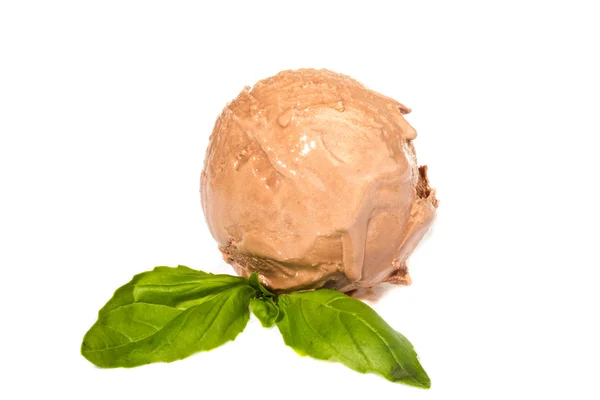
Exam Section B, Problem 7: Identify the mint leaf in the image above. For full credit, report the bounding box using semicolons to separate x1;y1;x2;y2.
82;285;254;368
276;289;431;388
81;266;254;368
248;272;275;298
82;265;431;386
250;297;280;327
248;272;280;327
99;265;247;314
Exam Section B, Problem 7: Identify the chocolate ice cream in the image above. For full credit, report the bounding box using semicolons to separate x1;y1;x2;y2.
201;69;437;292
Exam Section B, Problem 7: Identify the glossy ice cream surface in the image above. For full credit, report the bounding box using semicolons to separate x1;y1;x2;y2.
201;69;437;292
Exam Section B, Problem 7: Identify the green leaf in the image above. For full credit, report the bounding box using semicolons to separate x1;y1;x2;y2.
248;272;275;298
82;284;255;368
82;265;255;368
250;297;280;328
276;289;431;388
99;265;248;314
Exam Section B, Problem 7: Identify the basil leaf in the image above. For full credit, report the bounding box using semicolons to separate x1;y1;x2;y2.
99;265;247;314
248;272;275;298
276;289;431;388
82;285;254;368
250;297;280;328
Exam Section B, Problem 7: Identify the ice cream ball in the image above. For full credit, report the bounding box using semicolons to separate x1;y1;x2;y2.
201;69;438;292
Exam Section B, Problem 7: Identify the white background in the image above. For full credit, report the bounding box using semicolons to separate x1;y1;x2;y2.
1;1;599;399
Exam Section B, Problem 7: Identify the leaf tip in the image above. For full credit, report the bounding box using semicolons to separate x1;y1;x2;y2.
414;372;432;389
391;365;431;389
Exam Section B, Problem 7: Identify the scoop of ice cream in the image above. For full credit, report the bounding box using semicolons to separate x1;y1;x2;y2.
201;69;438;292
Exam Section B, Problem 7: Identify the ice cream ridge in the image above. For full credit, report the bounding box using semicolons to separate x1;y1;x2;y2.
201;69;438;293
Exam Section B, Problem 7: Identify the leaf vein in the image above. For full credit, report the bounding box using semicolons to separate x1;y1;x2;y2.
297;299;342;360
339;314;371;371
102;324;133;342
197;293;229;345
130;319;161;331
149;307;196;357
